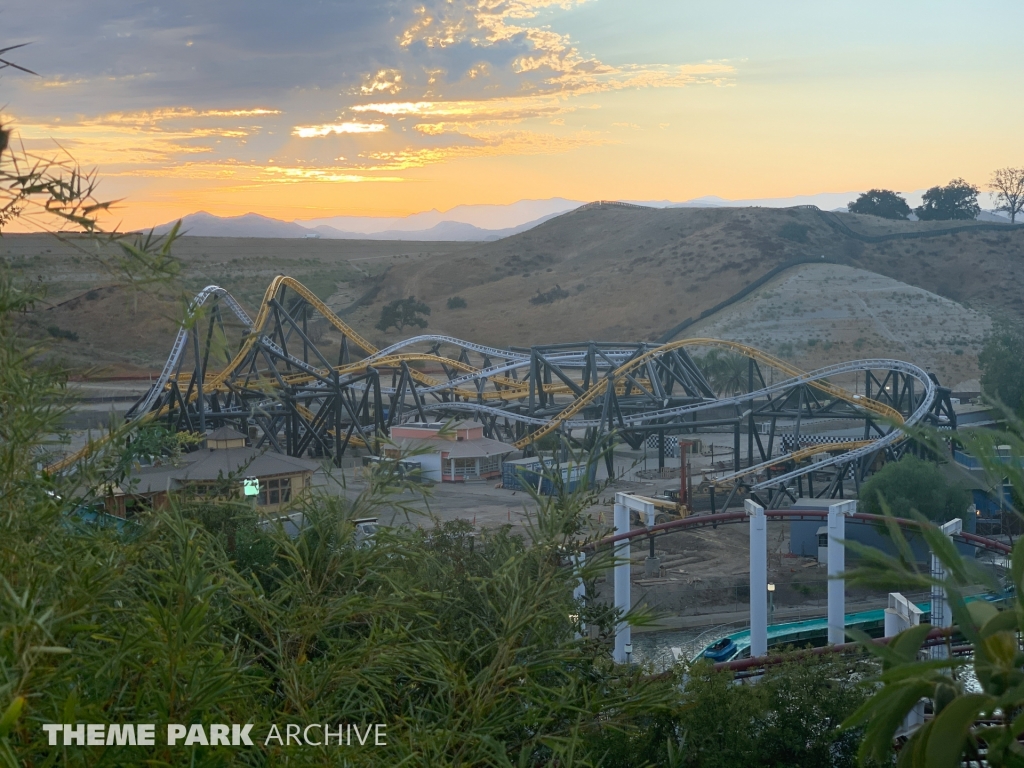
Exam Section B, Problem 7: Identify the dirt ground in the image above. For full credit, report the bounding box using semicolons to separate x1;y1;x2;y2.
685;262;991;386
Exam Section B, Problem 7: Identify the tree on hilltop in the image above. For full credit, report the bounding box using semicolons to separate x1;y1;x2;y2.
914;178;980;221
990;166;1024;224
376;296;431;332
848;189;911;220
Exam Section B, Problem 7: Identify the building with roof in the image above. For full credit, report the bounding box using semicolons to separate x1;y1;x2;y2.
105;427;320;518
386;421;514;482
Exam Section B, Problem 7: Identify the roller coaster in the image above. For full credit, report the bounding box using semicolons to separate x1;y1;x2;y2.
53;276;958;509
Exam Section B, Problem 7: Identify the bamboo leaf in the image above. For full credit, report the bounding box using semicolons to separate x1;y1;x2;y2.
923;693;989;768
0;697;24;737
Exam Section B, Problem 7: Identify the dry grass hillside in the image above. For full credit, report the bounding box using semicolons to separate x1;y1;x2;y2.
361;205;1024;350
683;263;990;387
1;235;469;374
3;205;1022;382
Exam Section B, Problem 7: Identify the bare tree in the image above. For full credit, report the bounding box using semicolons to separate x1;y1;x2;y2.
990;166;1024;224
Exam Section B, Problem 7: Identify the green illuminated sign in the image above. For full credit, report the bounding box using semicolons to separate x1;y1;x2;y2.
242;477;260;497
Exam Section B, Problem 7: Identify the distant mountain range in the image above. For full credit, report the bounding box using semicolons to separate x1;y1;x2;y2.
152;191;1015;241
299;198;582;234
152;210;569;242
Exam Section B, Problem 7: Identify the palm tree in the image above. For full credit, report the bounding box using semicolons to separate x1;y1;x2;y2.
697;349;750;397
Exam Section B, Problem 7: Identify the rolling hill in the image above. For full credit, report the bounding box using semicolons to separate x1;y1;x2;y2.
359;204;1022;341
4;204;1023;384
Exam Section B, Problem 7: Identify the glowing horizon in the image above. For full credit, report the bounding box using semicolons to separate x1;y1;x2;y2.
3;1;1023;231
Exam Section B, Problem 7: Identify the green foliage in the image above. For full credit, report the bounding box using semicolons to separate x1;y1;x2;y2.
841;412;1024;766
778;222;809;242
979;321;1024;416
848;189;911;220
375;295;431;332
685;656;867;768
2;461;683;764
446;295;467;309
914;178;981;221
697;348;749;396
858;454;970;522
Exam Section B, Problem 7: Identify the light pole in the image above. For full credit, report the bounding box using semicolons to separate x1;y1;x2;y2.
767;582;775;626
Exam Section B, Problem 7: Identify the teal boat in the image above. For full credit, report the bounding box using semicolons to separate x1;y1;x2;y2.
698;593;1007;663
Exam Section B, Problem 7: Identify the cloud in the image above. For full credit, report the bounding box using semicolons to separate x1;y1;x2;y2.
293;122;387;138
360;128;610;171
347;61;732;128
77;107;282;126
4;105;281;170
1;0;736;211
89;157;406;184
360;69;404;95
263;167;404;183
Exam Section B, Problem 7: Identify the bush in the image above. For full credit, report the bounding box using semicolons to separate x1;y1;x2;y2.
529;285;570;305
979;322;1024;416
858;454;970;522
375;295;431;332
779;222;809;243
45;325;78;341
595;655;869;768
446;295;467;310
680;656;867;768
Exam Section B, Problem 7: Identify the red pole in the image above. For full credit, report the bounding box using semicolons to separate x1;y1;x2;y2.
678;441;692;509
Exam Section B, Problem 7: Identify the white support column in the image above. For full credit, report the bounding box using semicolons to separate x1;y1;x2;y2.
828;500;857;645
885;592;926;734
930;518;963;660
572;552;586;640
612;500;631;663
747;499;768;658
884;592;923;637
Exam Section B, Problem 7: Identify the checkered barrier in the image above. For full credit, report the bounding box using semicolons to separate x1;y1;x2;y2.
779;435;858;477
779;434;853;451
644;435;679;458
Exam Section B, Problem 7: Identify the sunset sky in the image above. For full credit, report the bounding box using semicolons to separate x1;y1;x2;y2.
3;1;1023;229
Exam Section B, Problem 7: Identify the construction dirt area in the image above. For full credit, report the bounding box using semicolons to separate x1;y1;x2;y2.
315;455;926;636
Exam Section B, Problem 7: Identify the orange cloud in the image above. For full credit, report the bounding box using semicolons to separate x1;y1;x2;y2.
359;69;404;95
363;128;609;170
293;122;387;137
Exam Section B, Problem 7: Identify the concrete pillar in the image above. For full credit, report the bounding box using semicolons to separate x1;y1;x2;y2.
572;552;586;640
747;499;768;658
885;592;926;734
644;556;661;578
930;518;962;660
613;501;631;663
828;500;856;645
884;592;923;637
